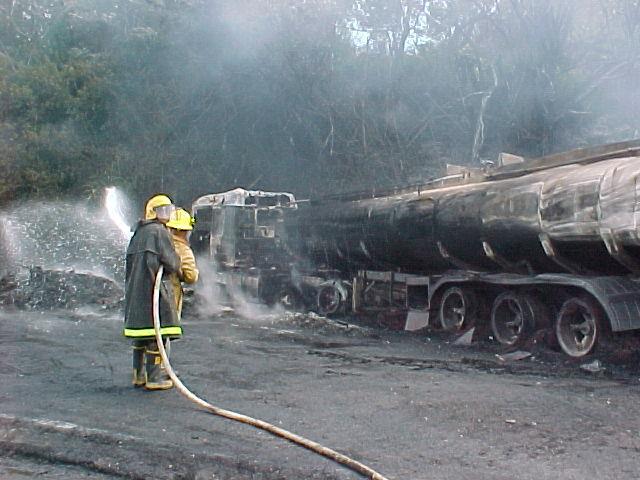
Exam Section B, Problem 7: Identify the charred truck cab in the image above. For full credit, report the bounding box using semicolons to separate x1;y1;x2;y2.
191;188;351;313
191;188;298;305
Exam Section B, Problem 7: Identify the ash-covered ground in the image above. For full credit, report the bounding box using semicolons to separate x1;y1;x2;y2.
2;300;640;480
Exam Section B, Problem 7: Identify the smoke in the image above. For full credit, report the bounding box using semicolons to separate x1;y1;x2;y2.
215;3;281;62
194;259;284;322
227;280;285;322
193;260;226;317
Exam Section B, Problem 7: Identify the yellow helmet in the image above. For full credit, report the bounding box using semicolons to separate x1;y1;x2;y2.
145;194;173;220
167;208;194;231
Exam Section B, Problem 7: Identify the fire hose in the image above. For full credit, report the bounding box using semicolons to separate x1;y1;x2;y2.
152;265;390;480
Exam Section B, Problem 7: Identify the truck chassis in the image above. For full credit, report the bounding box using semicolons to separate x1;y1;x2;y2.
346;268;640;357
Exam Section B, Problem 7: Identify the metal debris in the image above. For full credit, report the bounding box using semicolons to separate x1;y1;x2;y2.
580;359;604;373
453;327;475;346
496;351;532;362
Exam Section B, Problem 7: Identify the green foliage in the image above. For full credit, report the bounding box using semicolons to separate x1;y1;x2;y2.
1;0;639;206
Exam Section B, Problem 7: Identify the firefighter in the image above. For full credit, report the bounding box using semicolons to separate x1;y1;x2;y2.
124;194;181;391
166;208;199;317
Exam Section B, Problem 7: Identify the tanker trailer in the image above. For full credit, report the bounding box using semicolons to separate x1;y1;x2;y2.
285;139;640;357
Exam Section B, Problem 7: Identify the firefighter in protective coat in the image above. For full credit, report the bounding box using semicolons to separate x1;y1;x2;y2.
124;194;181;390
166;208;199;317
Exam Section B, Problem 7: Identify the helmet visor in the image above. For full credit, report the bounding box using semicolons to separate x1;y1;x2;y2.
154;204;175;221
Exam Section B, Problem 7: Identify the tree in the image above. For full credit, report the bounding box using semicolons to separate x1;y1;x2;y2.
2;0;640;205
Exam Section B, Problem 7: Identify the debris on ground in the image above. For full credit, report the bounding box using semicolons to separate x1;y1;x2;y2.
279;312;377;337
454;327;475;346
0;267;123;310
580;359;604;373
496;351;532;362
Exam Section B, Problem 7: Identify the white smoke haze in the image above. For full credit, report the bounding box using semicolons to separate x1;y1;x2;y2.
217;3;280;59
194;260;226;318
194;259;285;323
228;280;285;322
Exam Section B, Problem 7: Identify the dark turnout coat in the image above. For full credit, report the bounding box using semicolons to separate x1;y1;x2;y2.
123;220;182;339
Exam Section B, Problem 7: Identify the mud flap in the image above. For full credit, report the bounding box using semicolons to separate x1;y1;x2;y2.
405;309;429;331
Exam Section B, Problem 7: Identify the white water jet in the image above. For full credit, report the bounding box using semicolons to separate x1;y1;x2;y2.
105;187;133;239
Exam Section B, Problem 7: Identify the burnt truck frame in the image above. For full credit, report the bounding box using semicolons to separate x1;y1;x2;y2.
190;188;332;308
191;188;293;305
192;140;640;358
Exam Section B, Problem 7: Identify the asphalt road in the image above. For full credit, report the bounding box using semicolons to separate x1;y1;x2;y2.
2;305;640;479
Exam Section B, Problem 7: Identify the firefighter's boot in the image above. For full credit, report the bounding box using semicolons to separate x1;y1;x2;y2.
132;346;146;387
144;347;173;391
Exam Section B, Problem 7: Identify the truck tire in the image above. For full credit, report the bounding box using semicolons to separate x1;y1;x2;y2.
490;291;541;347
438;286;477;332
555;296;602;357
316;285;343;316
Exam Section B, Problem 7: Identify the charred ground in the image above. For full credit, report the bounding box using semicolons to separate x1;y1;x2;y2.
2;293;640;480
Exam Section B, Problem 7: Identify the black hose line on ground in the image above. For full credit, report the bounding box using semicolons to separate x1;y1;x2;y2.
152;265;390;480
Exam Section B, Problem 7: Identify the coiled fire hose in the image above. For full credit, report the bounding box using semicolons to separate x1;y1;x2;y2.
152;265;390;480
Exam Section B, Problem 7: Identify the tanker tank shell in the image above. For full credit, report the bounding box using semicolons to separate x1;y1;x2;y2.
287;141;640;278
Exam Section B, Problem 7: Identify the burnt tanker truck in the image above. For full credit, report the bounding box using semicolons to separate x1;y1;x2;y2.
192;139;640;358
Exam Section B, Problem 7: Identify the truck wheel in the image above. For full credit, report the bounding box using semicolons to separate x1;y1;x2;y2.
316;285;342;316
438;286;477;332
490;292;537;346
277;288;304;311
555;297;601;357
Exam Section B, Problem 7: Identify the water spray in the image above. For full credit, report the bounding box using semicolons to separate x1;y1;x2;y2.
152;265;390;480
104;187;132;238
